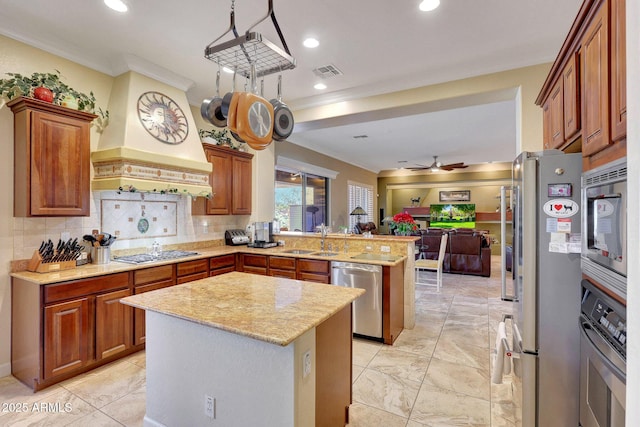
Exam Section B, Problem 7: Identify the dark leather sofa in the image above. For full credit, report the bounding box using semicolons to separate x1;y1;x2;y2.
415;228;491;277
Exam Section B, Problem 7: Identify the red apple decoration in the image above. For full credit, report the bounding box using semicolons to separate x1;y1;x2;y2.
33;87;53;103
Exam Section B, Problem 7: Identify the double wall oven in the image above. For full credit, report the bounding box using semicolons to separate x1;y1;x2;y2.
580;158;627;427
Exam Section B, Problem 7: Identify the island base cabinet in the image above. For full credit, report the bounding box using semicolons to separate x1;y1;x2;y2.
44;298;90;379
316;305;352;426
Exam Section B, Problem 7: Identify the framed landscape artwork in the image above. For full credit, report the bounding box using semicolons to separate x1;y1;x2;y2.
439;190;471;202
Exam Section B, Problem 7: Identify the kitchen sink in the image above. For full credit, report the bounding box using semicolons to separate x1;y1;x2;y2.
311;251;340;257
281;249;315;255
350;253;402;262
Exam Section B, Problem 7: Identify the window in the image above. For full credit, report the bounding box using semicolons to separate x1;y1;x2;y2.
275;168;328;232
348;181;374;231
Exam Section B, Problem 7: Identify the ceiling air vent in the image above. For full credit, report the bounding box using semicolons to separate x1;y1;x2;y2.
312;64;343;79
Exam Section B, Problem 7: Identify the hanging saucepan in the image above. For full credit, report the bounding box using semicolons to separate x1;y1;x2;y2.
270;75;294;141
200;71;226;127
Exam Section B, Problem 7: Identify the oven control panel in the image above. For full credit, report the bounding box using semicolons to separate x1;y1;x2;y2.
581;280;626;355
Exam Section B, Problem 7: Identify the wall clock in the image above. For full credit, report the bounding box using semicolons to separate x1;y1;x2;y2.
137;91;189;144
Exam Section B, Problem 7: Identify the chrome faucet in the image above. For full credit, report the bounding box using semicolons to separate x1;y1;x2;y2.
320;223;328;251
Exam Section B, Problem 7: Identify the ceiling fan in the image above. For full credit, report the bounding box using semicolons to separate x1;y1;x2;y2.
406;156;469;172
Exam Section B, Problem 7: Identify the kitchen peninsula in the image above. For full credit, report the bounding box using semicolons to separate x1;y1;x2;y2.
120;272;364;427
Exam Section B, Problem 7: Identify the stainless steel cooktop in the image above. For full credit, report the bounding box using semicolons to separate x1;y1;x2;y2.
113;250;199;265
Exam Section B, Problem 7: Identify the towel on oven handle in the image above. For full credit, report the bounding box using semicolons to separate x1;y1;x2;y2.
491;321;512;384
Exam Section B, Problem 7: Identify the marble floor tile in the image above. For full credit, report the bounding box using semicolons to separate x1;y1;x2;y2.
100;385;146;427
390;329;439;356
367;347;431;382
125;350;147;369
61;360;146;409
0;387;96;426
410;382;491;426
352;364;365;383
352;338;383;367
65;410;124;427
440;322;490;349
432;335;491;371
352;368;421;418
346;402;408;427
424;357;491;401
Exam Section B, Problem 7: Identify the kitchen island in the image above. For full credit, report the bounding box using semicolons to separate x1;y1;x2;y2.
120;271;364;427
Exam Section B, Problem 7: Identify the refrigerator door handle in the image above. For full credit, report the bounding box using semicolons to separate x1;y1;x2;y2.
500;186;516;301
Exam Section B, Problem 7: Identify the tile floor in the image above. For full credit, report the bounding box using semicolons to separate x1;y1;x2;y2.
0;256;517;426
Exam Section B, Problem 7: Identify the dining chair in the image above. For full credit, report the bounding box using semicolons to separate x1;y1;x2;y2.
414;233;448;292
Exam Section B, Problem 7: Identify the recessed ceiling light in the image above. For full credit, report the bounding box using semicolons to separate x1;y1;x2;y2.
303;38;319;48
419;0;440;12
104;0;128;12
222;67;234;74
314;83;327;90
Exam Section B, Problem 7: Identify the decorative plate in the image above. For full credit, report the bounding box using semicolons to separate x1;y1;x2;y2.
137;91;189;144
137;217;150;234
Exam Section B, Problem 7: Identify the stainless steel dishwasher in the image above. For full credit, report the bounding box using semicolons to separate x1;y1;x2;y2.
331;261;383;340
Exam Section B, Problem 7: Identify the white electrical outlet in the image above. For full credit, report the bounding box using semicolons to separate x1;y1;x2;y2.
380;245;391;252
205;395;215;418
303;350;312;378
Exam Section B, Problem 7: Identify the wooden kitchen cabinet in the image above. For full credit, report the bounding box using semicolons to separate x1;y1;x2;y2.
8;97;96;217
13;271;133;391
383;263;404;345
43;297;90;380
537;0;627;171
176;259;209;284
297;259;331;284
210;254;236;276
238;253;268;275
268;256;297;279
562;53;580;141
133;264;176;346
194;144;253;215
581;1;609;158
609;0;626;143
96;288;132;360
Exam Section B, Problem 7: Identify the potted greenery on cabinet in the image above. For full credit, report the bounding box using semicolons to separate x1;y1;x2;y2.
0;69;109;132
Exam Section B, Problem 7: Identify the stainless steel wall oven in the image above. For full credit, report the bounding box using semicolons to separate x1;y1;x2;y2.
581;158;627;300
579;280;626;427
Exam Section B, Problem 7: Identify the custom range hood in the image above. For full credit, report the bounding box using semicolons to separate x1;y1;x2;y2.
91;70;212;195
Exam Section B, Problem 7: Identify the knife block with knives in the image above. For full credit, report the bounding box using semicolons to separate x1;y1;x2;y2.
27;238;83;273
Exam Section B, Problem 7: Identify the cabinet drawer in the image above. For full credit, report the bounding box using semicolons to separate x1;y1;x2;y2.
210;266;235;277
269;256;296;270
44;272;129;304
177;271;210;284
210;254;236;270
176;259;208;277
269;269;297;279
242;266;267;276
297;259;330;274
134;265;175;286
298;272;331;284
241;254;268;268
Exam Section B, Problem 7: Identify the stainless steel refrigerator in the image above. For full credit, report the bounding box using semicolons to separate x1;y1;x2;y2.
511;150;582;427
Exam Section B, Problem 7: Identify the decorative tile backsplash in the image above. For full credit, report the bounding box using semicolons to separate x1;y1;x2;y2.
12;191;247;260
101;199;178;239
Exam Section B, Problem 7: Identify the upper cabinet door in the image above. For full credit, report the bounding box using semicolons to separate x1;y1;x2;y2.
562;53;580;140
9;98;95;217
549;79;565;148
581;2;610;157
610;0;626;142
206;148;232;215
231;155;252;215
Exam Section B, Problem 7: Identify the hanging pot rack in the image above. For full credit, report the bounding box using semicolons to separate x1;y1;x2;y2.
204;0;296;79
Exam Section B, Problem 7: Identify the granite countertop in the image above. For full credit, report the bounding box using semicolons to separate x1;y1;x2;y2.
120;271;365;346
11;244;408;285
